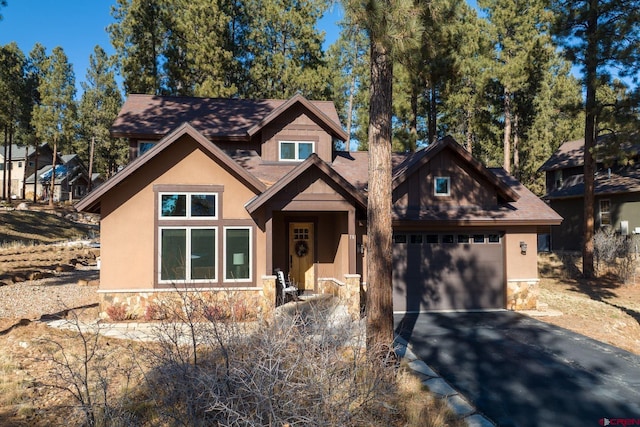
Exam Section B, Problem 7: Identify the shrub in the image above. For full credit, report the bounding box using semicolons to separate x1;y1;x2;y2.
143;302;165;321
106;305;129;322
593;228;640;283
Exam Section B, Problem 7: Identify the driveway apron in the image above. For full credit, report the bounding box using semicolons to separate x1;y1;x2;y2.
395;311;640;427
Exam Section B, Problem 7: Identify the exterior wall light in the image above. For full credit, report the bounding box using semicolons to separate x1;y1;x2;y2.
520;241;527;255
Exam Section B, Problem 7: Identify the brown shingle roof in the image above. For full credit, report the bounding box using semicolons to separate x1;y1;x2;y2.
111;94;345;140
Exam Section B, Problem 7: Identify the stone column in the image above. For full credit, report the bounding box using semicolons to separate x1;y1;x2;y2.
343;274;362;320
261;275;277;318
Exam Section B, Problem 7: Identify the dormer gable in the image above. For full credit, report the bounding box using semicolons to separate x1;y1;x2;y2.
392;136;519;217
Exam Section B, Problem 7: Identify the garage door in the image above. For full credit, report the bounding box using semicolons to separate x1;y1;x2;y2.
393;232;505;312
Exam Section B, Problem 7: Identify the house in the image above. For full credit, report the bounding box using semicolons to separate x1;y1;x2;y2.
26;154;98;202
0;143;53;199
75;94;561;318
539;137;640;251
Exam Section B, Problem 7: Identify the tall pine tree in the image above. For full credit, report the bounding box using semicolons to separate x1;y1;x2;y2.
31;46;76;206
551;0;640;278
78;46;125;185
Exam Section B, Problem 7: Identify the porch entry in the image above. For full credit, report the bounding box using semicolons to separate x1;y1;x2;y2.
289;222;314;292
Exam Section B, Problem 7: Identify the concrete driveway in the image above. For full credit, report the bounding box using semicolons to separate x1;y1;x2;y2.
395;311;640;426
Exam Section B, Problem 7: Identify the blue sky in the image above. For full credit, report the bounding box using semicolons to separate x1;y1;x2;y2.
0;0;344;96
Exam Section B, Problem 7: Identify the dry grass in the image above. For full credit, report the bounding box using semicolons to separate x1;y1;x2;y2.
538;253;640;355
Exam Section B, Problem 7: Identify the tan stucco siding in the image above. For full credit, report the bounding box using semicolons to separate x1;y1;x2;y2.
98;136;264;291
504;227;539;281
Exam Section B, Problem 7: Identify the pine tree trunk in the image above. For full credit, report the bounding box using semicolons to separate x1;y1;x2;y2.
33;144;39;203
22;146;28;199
7;128;12;200
49;139;57;208
503;88;512;173
2;127;7;200
410;86;418;152
88;136;95;192
582;0;598;279
428;79;437;144
366;38;394;354
513;114;520;179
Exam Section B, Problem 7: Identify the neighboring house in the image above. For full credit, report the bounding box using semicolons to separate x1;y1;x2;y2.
0;143;53;199
76;94;561;318
540;137;640;251
25;154;97;202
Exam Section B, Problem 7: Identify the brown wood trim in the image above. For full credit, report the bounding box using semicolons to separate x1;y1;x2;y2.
153;186;257;288
154;184;224;193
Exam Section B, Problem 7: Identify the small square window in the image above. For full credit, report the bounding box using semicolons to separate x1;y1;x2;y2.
426;234;439;244
410;234;423;244
434;177;450;196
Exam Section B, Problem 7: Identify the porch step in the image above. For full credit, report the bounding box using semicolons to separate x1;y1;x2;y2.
297;290;318;300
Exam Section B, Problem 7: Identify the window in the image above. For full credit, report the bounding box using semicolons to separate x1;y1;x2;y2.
426;234;439;244
442;234;454;244
156;187;225;285
279;141;314;161
410;234;423;244
393;234;407;244
600;199;611;226
225;227;251;281
488;234;501;243
160;193;217;219
457;234;470;243
554;170;563;189
473;234;485;243
160;227;217;282
138;141;155;155
434;176;450;196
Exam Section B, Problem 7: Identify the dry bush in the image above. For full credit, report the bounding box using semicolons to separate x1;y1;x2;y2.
132;289;403;426
35;312;142;427
594;228;640;283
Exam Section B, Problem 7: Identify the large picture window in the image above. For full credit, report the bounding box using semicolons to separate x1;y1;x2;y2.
224;227;251;281
160;227;217;282
279;141;314;161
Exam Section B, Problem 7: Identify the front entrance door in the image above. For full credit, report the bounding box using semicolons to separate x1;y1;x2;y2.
289;222;314;292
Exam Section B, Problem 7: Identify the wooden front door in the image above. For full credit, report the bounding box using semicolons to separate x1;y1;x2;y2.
289;222;314;291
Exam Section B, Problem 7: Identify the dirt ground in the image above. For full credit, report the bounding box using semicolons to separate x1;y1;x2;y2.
537;253;640;355
1;237;639;424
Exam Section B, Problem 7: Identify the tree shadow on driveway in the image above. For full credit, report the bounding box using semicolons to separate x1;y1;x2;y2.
395;311;640;427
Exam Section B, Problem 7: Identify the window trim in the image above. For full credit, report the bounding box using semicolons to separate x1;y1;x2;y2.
158;226;218;284
159;192;218;220
434;176;451;196
278;140;315;161
223;226;252;283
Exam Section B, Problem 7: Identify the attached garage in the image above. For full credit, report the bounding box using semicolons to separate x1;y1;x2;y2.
392;231;505;312
388;138;562;313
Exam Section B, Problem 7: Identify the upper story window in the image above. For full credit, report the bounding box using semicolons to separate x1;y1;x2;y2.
279;140;314;161
434;176;451;196
554;170;563;189
138;141;155;156
160;193;217;219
